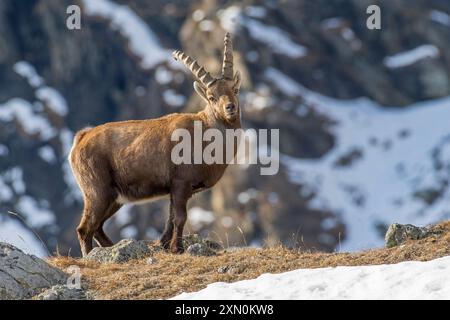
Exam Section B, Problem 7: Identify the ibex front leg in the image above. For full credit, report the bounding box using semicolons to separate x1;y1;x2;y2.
169;181;191;254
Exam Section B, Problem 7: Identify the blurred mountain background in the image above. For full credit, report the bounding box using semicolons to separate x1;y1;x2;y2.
1;0;450;256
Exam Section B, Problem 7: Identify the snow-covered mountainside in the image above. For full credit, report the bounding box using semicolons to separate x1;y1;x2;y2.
173;256;450;299
0;0;450;256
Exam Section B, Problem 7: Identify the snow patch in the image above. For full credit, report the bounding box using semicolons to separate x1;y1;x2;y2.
173;256;450;299
0;144;9;156
219;6;307;58
384;45;440;69
430;10;450;26
163;89;185;107
0;217;48;257
16;195;55;228
60;128;82;203
0;98;56;140
13;61;44;88
38;145;57;163
81;0;171;69
263;67;450;250
36;87;69;116
320;17;345;29
189;207;215;230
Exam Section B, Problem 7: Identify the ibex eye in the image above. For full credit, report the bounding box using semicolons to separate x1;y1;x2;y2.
208;96;216;102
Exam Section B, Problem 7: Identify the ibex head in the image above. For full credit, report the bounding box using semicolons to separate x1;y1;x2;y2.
173;33;242;123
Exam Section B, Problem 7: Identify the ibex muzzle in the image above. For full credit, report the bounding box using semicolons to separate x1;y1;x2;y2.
69;33;241;256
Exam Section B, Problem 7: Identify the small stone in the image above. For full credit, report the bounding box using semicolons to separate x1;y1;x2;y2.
204;239;223;251
34;285;91;300
182;234;203;248
217;265;242;275
147;257;157;265
385;223;430;248
227;266;242;275
186;243;216;256
85;239;153;263
218;265;229;274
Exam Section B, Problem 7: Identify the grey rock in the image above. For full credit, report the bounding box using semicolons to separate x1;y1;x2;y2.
217;265;243;275
218;265;229;274
0;242;67;300
186;243;216;257
85;239;153;263
34;284;91;300
183;234;222;251
385;223;430;248
146;257;157;265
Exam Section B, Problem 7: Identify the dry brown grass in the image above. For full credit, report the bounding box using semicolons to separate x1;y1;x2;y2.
48;221;450;300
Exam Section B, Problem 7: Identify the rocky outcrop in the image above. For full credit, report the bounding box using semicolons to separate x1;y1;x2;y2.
84;239;154;263
34;284;91;300
0;242;67;299
385;223;432;248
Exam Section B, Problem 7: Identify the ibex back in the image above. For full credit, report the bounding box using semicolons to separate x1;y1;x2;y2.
69;33;242;256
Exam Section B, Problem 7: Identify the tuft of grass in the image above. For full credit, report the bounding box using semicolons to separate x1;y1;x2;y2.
49;221;450;300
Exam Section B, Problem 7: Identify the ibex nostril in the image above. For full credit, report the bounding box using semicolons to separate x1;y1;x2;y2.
226;103;235;112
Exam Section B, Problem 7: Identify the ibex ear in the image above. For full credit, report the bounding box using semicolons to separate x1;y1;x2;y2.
193;81;208;102
233;71;242;90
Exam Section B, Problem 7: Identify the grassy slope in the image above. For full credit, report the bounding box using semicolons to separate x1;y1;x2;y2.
49;221;450;299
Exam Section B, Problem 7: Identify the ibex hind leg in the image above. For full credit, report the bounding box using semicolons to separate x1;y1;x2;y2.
77;195;115;257
93;202;122;247
160;209;174;250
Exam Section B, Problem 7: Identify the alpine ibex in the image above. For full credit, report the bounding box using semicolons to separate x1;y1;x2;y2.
69;33;242;256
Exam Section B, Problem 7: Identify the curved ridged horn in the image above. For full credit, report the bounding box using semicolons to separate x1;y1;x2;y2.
221;32;233;79
172;50;216;87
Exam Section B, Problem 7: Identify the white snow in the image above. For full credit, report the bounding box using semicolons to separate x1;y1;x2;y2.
172;256;450;299
430;10;450;26
59;128;82;203
3;167;26;194
36;87;69;116
320;17;345;30
188;207;215;230
192;9;205;22
0;217;48;257
219;6;307;58
0;176;13;201
163;89;186;107
155;66;173;84
0;98;56;140
81;0;171;69
16;195;55;228
244;6;267;18
13;61;44;88
199;20;214;32
0;144;9;156
265;67;450;250
114;205;133;227
384;45;440;69
38;145;57;163
238;188;258;204
120;225;138;238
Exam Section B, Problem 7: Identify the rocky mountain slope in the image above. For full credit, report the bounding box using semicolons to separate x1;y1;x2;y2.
0;0;450;256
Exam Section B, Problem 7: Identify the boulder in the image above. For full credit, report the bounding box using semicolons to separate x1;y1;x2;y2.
385;223;430;248
84;239;153;263
0;242;67;299
186;243;216;257
34;284;91;300
182;234;222;256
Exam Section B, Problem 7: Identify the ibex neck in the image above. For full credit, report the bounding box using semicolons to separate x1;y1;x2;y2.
199;105;241;130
